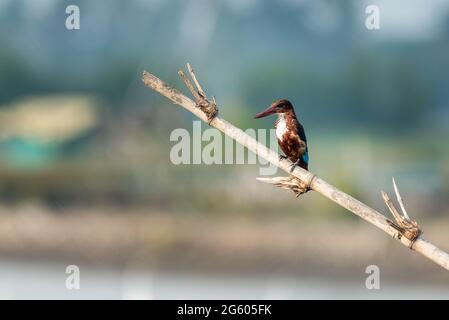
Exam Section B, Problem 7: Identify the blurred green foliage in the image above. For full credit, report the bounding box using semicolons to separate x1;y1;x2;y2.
0;0;448;218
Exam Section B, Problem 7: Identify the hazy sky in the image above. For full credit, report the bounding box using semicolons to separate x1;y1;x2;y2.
1;0;448;41
362;0;449;41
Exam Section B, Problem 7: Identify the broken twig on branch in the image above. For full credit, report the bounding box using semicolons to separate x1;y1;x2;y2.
142;64;449;271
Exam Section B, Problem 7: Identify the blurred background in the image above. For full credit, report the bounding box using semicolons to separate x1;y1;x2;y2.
0;0;448;299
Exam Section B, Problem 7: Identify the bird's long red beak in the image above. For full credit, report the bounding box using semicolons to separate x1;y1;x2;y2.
254;105;277;119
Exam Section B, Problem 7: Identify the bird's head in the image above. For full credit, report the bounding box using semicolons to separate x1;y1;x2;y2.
254;99;293;119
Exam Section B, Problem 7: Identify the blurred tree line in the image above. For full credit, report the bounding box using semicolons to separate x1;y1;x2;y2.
0;0;448;211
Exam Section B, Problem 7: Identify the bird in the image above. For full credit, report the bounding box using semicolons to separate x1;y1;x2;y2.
254;99;308;172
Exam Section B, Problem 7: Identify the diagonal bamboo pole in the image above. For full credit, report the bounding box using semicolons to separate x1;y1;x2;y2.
142;66;449;271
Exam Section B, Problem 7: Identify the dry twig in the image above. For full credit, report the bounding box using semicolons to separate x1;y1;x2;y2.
256;176;310;197
382;178;422;246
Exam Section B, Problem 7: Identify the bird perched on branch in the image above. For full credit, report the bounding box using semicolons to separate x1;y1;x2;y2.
255;99;308;172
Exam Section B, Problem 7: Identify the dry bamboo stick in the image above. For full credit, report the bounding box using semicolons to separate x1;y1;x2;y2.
142;66;449;271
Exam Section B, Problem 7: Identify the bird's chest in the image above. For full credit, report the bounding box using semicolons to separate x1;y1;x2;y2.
275;116;288;141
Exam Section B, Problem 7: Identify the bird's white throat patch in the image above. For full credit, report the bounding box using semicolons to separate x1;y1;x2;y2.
276;114;287;141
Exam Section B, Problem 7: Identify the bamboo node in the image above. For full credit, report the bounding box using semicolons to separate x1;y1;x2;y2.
381;178;422;246
196;97;218;124
179;63;218;124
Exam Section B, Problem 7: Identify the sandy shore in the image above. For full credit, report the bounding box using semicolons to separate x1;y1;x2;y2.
0;204;448;284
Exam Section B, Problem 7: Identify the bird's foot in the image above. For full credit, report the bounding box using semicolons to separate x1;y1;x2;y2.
289;159;301;173
279;154;288;161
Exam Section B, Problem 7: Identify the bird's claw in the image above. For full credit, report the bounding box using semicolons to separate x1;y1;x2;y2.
279;155;288;161
289;160;300;173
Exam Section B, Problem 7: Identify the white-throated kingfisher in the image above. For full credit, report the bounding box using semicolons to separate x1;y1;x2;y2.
254;99;309;172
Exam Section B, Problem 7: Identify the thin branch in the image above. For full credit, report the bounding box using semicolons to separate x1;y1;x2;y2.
142;64;449;272
256;176;309;197
178;70;201;101
381;191;403;225
393;177;410;220
382;179;421;245
177;67;217;123
187;63;206;98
